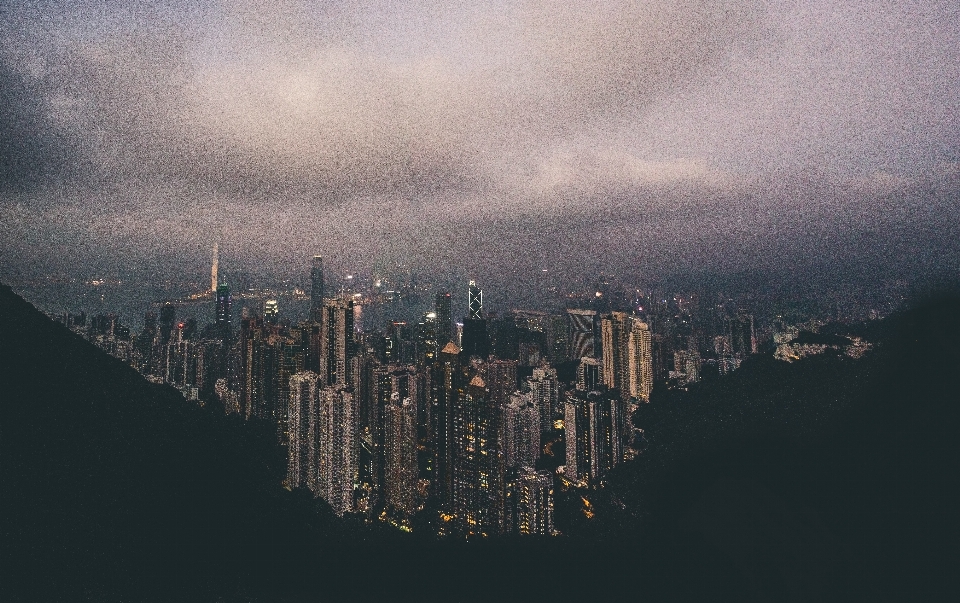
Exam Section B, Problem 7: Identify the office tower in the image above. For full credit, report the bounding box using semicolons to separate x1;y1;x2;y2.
211;243;219;293
461;317;490;359
310;386;358;517
215;283;231;337
528;367;559;433
435;292;453;350
567;309;599;361
287;371;319;490
627;317;653;403
564;389;622;487
503;392;540;469
489;313;519;360
430;342;461;509
468;280;482;320
310;255;324;321
577;357;602;391
516;467;555;535
384;393;418;516
320;297;355;387
461;281;490;358
263;299;279;325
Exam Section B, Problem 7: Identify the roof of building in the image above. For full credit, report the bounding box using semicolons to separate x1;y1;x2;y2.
441;341;461;355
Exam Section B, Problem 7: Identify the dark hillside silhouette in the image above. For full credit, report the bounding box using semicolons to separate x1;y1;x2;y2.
2;282;959;601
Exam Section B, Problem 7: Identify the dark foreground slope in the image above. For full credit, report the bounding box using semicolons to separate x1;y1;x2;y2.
2;282;959;602
0;283;620;602
590;296;960;601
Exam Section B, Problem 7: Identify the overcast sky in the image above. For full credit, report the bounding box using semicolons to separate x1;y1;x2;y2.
1;1;959;300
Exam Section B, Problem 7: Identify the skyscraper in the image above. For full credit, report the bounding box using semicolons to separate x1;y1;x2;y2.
600;312;629;397
503;392;540;470
287;371;319;490
435;292;453;350
462;281;489;358
263;300;279;325
311;385;358;517
451;373;499;535
516;467;555;535
576;357;602;392
564;389;622;487
320;297;355;387
211;243;219;293
430;341;461;509
310;255;324;321
468;280;482;320
567;309;599;361
215;283;231;337
627;317;653;403
528;367;559;433
384;393;418;517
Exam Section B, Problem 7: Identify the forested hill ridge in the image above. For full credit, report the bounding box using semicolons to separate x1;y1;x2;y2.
2;281;959;602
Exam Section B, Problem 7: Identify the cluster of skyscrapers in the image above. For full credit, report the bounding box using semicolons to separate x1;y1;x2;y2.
61;251;771;537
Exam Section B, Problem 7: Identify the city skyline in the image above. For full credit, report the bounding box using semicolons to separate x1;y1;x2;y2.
3;3;959;599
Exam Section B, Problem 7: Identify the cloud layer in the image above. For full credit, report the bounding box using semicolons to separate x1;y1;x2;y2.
1;1;959;289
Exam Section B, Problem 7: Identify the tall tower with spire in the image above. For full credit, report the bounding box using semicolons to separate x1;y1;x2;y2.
211;243;219;293
462;280;489;358
468;280;482;320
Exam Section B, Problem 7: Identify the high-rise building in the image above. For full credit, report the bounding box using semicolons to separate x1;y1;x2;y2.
461;318;489;359
451;372;500;535
310;255;324;321
320;297;355;387
239;314;261;420
435;292;453;350
485;359;517;408
310;385;357;517
627;317;653;402
384;393;418;517
462;281;489;358
567;309;599;361
211;243;219;293
600;312;629;397
728;312;757;356
528;367;559;433
468;280;482;320
503;392;540;470
215;283;231;337
516;467;555;535
430;342;462;509
287;371;319;490
263;299;279;325
563;389;622;487
576;357;602;392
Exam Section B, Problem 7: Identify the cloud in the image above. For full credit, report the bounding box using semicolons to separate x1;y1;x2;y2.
1;0;959;291
1;1;772;200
